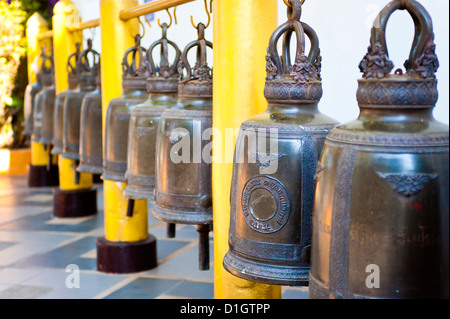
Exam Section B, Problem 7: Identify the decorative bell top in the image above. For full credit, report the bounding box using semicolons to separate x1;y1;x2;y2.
264;0;322;104
146;23;181;93
38;46;54;87
122;34;149;91
357;0;439;109
76;39;100;90
177;23;213;98
67;43;81;89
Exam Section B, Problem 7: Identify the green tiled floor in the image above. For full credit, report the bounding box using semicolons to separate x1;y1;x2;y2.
0;174;308;299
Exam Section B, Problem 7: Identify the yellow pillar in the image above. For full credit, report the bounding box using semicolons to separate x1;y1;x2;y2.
26;14;52;167
212;0;281;299
26;13;50;85
100;0;147;242
53;0;93;191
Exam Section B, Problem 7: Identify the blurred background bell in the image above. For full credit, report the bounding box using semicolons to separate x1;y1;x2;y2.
32;46;55;168
52;43;81;156
77;57;102;176
62;39;99;183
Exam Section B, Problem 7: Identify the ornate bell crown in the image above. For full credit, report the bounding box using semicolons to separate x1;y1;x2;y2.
76;39;100;89
264;0;322;104
38;46;54;87
146;23;181;93
357;0;439;109
66;43;81;88
122;34;149;91
177;23;213;98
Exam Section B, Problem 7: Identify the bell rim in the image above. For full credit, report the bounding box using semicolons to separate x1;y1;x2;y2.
123;185;155;201
77;163;103;175
223;250;310;287
51;146;63;155
150;204;213;225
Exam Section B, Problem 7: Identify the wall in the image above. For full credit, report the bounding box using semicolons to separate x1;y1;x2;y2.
72;0;449;124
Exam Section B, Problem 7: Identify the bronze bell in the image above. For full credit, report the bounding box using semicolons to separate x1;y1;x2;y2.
152;23;213;270
77;58;102;175
62;39;99;166
124;24;180;202
309;0;449;299
32;47;54;144
223;0;338;286
52;43;81;155
102;35;149;182
23;55;43;137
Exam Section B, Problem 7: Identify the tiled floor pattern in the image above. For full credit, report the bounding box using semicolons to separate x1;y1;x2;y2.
0;174;308;299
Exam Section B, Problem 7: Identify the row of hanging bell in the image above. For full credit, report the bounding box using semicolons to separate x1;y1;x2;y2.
62;39;100;184
309;0;448;299
123;23;181;236
223;0;338;286
152;23;213;271
32;46;56;169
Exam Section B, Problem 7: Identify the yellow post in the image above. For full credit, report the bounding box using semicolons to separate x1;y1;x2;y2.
212;0;281;299
26;13;49;168
53;0;93;192
26;13;59;187
26;13;50;85
97;0;156;274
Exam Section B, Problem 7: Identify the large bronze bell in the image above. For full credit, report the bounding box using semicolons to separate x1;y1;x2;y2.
124;24;180;202
32;48;54;143
52;44;81;155
77;59;102;175
102;35;149;182
309;0;449;299
62;39;99;166
223;0;338;286
152;23;213;270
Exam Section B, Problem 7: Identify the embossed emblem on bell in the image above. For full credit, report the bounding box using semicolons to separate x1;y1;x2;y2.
309;0;449;299
152;23;213;270
124;23;181;201
52;43;81;155
77;55;103;175
32;47;55;145
223;0;338;286
62;39;99;162
102;34;149;182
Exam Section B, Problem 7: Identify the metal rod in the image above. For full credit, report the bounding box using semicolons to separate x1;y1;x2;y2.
167;223;176;238
37;30;53;40
119;0;196;21
197;224;211;271
74;160;80;184
68;18;100;32
126;199;135;217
